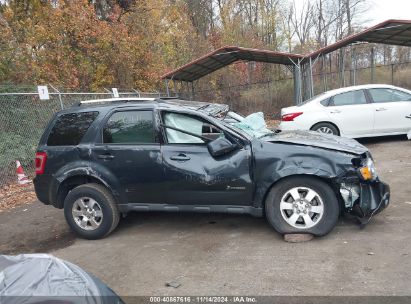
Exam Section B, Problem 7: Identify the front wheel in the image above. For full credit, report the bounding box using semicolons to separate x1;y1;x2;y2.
265;176;339;236
64;183;120;240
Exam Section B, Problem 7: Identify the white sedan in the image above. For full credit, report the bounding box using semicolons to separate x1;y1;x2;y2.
279;84;411;138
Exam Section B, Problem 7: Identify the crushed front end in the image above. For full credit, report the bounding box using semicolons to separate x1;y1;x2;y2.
338;153;390;224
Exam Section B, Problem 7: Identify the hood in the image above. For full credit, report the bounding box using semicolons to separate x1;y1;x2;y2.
262;130;368;154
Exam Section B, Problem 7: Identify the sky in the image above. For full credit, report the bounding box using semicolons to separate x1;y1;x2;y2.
365;0;411;25
293;0;411;26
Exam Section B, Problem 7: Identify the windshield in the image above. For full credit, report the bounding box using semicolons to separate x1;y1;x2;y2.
231;112;274;138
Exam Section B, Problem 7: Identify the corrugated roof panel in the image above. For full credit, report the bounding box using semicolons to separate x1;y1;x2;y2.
162;20;411;81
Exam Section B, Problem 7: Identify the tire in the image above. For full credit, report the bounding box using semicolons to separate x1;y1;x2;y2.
64;183;120;240
265;176;339;236
311;122;339;136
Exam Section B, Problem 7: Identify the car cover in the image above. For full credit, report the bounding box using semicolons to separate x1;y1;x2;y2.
0;254;123;304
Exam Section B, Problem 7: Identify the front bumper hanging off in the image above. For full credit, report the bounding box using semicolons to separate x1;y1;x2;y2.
351;180;390;224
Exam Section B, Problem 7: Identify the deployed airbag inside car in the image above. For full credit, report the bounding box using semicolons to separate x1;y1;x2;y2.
232;112;272;138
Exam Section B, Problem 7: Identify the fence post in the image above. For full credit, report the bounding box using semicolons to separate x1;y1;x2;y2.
103;88;113;97
132;89;141;97
49;84;64;109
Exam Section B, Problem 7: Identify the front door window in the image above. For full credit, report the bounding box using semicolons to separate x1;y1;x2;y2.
163;112;224;143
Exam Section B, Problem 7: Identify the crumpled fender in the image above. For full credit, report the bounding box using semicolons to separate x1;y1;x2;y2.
251;140;358;208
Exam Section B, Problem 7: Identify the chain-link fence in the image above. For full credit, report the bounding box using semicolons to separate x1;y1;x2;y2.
0;88;167;187
193;61;411;117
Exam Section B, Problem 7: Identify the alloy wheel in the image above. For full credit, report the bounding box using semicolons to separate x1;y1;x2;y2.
72;197;103;231
279;187;324;229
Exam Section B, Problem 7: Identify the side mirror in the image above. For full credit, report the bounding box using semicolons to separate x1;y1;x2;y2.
207;137;237;157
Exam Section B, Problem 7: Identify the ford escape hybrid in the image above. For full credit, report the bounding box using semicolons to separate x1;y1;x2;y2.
34;98;390;239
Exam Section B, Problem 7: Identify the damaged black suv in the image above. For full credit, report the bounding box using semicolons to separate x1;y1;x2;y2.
34;98;390;239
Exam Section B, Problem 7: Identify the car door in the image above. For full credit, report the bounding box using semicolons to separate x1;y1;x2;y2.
367;88;411;134
326;89;375;137
92;109;165;204
160;111;253;206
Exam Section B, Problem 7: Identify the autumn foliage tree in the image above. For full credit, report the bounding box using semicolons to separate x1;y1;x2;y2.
0;0;193;91
1;0;407;101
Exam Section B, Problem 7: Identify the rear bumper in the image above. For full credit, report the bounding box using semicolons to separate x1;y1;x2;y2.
33;174;56;206
352;180;390;222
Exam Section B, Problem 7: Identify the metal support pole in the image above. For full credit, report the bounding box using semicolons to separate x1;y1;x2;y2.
370;47;375;83
351;47;357;86
391;64;394;85
191;82;195;100
322;55;327;93
339;48;345;87
179;81;183;97
172;80;177;96
165;79;170;97
309;57;314;98
185;82;190;99
293;64;302;105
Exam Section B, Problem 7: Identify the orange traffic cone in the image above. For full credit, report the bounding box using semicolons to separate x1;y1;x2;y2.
16;160;31;185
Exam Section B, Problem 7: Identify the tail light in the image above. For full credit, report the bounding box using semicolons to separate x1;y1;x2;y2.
281;112;303;121
35;152;47;175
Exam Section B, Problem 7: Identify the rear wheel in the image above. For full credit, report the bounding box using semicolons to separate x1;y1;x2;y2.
311;122;339;136
64;183;120;240
265;176;339;236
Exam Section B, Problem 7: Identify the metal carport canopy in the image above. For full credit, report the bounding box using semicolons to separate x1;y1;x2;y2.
161;46;304;82
305;19;411;62
162;20;411;81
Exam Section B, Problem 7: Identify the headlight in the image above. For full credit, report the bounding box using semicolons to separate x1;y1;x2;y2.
359;158;377;181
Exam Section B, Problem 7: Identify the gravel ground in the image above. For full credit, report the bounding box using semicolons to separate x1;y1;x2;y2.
0;135;410;296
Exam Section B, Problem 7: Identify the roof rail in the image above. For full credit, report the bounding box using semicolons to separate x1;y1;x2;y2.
157;96;181;100
77;97;156;106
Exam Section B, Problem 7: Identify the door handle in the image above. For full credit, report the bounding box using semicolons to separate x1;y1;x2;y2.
406;115;411;119
376;108;387;111
170;154;190;161
329;110;341;114
97;154;115;160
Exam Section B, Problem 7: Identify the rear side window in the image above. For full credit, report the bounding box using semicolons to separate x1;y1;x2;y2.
47;112;99;146
320;98;330;106
368;88;411;103
331;90;367;106
103;111;156;144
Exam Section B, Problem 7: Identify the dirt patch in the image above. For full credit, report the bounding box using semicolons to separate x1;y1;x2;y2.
0;183;37;211
0;202;76;254
0;230;76;255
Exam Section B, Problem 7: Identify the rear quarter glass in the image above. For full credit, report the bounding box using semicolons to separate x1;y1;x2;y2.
46;111;99;146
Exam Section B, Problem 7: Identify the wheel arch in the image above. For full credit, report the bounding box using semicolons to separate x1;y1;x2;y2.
55;174;117;209
310;121;341;136
259;174;344;215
